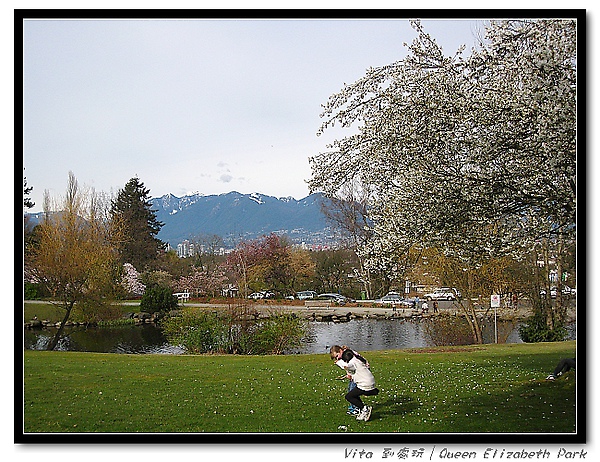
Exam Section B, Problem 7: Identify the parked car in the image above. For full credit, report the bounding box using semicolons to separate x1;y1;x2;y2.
317;293;349;305
374;292;412;307
296;290;318;300
247;291;275;300
424;288;460;301
540;286;576;298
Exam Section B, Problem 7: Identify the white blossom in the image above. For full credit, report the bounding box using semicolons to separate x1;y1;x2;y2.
309;19;576;269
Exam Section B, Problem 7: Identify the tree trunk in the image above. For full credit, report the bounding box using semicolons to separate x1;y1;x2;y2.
357;258;372;300
462;272;483;344
47;301;74;351
461;299;483;344
542;240;554;330
554;233;567;326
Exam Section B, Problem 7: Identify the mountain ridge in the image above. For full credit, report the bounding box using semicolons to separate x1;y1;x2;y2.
150;191;335;247
25;191;338;248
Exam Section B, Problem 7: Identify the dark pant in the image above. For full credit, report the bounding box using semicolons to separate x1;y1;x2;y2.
345;386;379;410
553;358;576;376
347;381;359;411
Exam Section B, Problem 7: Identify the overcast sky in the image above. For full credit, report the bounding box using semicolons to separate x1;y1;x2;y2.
10;5;594;462
23;17;488;212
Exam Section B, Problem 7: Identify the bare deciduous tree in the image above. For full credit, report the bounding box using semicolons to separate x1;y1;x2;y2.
26;172;122;350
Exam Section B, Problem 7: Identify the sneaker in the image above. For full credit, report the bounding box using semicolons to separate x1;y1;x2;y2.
356;408;366;421
362;406;372;421
546;374;556;381
356;406;371;421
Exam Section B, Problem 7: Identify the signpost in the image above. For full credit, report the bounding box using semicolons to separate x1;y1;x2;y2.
491;294;501;343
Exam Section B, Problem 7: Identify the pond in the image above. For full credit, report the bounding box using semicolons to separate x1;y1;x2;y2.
23;319;577;355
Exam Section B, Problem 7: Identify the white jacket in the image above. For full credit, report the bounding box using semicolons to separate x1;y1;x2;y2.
343;356;376;391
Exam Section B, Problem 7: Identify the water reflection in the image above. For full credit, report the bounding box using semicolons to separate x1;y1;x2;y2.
297;319;429;354
24;324;185;355
23;318;573;355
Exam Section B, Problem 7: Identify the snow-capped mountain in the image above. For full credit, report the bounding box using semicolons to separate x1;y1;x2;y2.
150;191;336;247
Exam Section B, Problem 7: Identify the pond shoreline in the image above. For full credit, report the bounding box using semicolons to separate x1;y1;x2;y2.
24;300;577;354
24;298;576;328
166;300;577;323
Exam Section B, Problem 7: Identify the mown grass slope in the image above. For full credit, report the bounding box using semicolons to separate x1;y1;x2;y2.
23;341;576;434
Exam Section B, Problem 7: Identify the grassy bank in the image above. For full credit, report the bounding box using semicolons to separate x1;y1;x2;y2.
24;301;140;323
22;341;576;434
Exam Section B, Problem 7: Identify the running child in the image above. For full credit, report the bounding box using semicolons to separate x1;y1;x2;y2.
330;345;369;416
340;349;379;421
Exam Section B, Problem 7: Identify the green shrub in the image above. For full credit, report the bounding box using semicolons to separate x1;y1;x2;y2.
140;286;178;313
97;318;136;327
519;314;567;343
162;311;230;353
161;309;307;355
24;282;39;300
422;313;475;346
248;313;307;354
73;299;123;324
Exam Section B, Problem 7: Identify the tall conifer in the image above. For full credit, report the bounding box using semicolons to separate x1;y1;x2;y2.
111;177;164;270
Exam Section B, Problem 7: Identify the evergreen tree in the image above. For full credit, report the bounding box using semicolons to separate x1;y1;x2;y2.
24;173;34;209
111;177;164;270
24;172;36;242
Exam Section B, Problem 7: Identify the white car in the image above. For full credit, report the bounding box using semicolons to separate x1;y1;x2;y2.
541;286;576;298
424;288;460;301
375;293;412;307
296;290;318;300
317;293;349;305
248;291;275;300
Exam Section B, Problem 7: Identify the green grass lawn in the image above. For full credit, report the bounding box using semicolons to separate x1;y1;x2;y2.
24;301;68;323
22;341;577;435
24;301;140;323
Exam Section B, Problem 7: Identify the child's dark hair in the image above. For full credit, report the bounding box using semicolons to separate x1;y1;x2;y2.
354;352;368;365
341;349;354;363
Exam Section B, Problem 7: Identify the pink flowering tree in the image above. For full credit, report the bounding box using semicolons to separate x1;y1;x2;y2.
175;265;228;298
121;263;145;297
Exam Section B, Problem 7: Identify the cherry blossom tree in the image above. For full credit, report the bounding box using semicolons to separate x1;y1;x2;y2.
121;263;146;296
175;265;228;298
309;19;577;341
226;234;314;296
319;179;376;297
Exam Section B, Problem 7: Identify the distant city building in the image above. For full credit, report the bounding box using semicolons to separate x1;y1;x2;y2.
177;240;195;258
